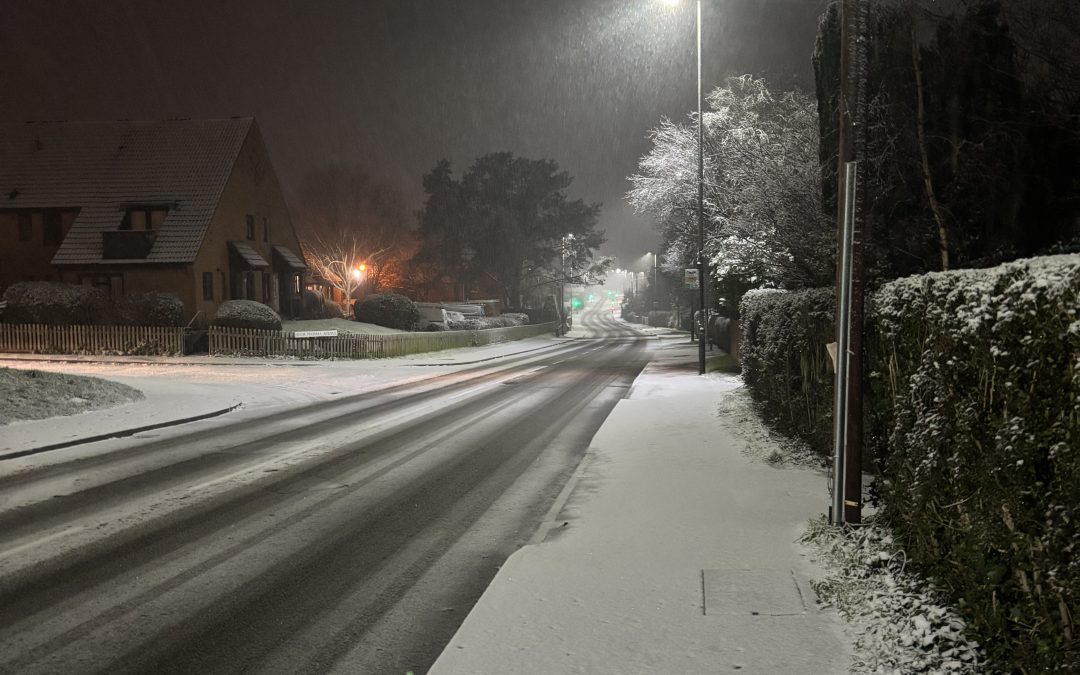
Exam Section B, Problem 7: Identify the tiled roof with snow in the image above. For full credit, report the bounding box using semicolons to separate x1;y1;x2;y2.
0;118;252;264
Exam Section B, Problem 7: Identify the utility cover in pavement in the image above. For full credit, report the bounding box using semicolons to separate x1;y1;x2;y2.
702;569;807;616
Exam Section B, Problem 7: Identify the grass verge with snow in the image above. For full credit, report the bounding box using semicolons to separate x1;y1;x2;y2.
0;367;143;425
800;517;994;674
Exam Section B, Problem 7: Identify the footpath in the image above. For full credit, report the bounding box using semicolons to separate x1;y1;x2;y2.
430;339;851;674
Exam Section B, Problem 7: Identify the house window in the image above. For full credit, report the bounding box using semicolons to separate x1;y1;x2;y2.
262;217;269;242
17;213;32;241
122;206;168;231
43;211;62;246
246;214;255;240
202;272;214;301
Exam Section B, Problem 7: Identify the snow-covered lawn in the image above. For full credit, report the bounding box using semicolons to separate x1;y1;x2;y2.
280;317;405;335
0;367;143;425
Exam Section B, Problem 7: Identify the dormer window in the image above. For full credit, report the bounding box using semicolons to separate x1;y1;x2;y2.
121;206;168;231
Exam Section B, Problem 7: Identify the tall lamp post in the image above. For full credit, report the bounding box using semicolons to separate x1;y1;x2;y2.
664;0;707;375
694;0;706;376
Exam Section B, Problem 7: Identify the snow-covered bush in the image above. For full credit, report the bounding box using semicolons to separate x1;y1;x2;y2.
867;254;1079;672
443;314;528;331
2;281;117;325
115;292;184;326
353;293;420;331
499;312;529;326
738;287;835;458
211;300;282;330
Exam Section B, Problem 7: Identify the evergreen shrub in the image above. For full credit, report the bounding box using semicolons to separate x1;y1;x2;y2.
212;300;282;330
300;290;345;320
354;293;420;331
868;254;1079;671
738;287;836;458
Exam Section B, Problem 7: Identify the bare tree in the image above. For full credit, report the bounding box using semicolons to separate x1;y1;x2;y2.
292;164;414;309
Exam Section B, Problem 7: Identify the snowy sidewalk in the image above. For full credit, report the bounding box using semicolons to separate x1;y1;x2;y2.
430;341;851;674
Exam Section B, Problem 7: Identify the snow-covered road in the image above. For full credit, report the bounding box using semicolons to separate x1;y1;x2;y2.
0;309;654;673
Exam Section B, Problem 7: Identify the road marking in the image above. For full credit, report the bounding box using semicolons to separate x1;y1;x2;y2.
0;525;87;561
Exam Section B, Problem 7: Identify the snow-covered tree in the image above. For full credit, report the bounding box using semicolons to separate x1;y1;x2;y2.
628;76;834;301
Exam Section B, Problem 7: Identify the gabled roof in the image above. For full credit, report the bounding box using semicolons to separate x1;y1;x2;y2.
0;118;253;264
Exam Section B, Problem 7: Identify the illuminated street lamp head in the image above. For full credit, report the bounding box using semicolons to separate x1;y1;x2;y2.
660;0;681;6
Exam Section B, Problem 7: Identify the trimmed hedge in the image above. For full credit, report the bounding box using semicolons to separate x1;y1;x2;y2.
869;254;1079;671
354;293;420;331
212;300;282;330
739;287;836;458
2;281;116;325
116;292;184;326
738;254;1080;671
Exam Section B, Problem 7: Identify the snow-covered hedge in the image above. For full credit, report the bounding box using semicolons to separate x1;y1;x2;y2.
738;287;836;458
211;300;282;330
868;254;1079;671
2;281;117;325
115;292;184;326
354;293;420;331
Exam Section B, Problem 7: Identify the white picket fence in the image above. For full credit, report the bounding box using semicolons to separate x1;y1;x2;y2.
209;322;558;359
0;323;185;355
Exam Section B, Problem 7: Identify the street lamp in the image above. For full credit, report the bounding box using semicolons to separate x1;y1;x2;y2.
647;251;658;314
352;263;367;301
662;0;707;375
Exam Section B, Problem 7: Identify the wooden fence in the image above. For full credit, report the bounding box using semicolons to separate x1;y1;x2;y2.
0;324;185;356
209;322;558;359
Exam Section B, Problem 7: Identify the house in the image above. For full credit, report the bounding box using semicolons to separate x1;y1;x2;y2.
0;117;307;324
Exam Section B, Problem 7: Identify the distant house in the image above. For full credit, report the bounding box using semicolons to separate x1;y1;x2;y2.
0;117;307;324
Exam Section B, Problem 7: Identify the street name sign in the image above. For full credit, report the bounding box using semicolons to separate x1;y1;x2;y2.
293;330;339;338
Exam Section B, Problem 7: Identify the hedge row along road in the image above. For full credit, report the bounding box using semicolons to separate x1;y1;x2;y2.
0;303;650;674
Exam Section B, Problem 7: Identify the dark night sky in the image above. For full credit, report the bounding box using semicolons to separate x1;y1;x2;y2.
1;0;824;265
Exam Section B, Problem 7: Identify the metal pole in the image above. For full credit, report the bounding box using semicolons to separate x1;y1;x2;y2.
696;0;706;375
653;252;658;313
831;161;857;525
834;0;867;525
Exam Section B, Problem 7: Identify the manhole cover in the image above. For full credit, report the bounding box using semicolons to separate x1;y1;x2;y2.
702;568;807;616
